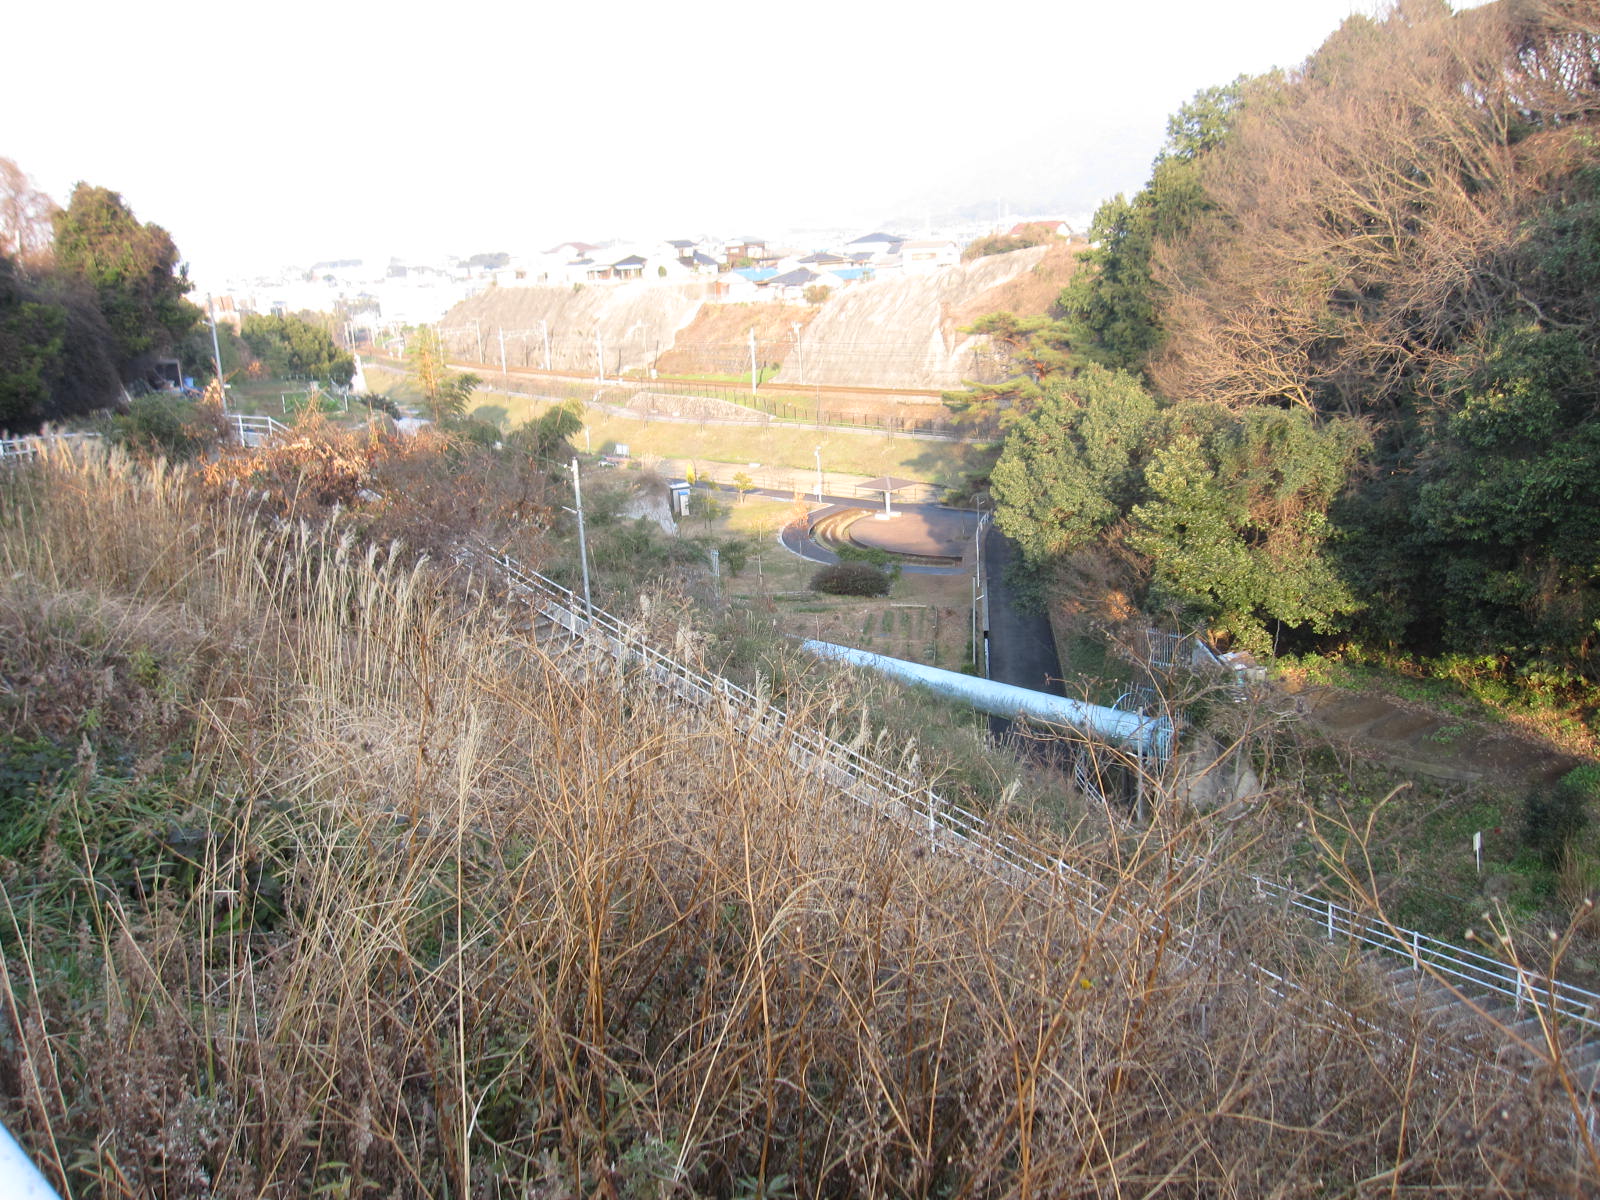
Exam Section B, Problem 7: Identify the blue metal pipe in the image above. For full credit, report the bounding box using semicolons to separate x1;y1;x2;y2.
0;1119;60;1198
802;639;1173;760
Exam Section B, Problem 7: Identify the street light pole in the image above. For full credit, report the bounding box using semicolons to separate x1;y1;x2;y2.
813;445;823;503
571;456;592;618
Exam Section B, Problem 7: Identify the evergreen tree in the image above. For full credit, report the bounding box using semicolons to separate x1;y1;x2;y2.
51;184;198;374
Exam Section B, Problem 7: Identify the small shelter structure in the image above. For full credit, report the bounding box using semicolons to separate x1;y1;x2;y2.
854;475;926;519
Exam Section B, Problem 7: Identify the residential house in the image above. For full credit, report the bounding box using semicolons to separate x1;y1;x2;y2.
846;231;905;261
611;254;648;281
899;239;960;274
724;237;767;266
710;267;773;302
760;266;826;302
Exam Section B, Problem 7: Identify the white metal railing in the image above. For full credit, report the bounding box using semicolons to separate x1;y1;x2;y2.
0;431;101;463
2;416;288;463
1250;875;1600;1029
481;542;1600;1038
229;413;290;446
480;544;1109;905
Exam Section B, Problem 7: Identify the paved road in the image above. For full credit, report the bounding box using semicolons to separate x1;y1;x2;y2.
981;522;1064;697
767;493;975;577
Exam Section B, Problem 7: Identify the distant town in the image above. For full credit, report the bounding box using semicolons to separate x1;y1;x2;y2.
208;216;1087;340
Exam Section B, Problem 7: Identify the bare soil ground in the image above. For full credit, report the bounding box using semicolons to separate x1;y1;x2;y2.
1287;680;1584;789
948;242;1082;330
654;301;817;374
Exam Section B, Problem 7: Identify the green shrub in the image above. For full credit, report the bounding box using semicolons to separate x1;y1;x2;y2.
811;562;890;596
108;393;223;461
1523;764;1599;867
358;391;400;417
719;536;754;577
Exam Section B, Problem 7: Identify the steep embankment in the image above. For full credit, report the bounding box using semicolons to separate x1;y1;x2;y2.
446;282;713;375
446;244;1079;392
653;302;816;375
775;245;1068;390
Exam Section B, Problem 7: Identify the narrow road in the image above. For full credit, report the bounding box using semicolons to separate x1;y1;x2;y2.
981;523;1064;697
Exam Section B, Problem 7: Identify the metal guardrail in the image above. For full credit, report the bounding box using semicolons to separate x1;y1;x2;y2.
1250;876;1600;1030
229;413;290;446
1;415;287;463
481;543;1600;1037
480;545;1110;908
0;432;101;463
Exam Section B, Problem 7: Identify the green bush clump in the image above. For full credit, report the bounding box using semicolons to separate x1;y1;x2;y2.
811;562;890;596
1523;764;1598;867
108;393;225;461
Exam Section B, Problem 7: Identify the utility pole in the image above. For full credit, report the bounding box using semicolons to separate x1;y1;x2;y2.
541;320;551;370
595;330;604;383
814;444;823;503
792;321;804;386
206;295;226;412
749;327;758;395
571;456;592;617
498;326;507;381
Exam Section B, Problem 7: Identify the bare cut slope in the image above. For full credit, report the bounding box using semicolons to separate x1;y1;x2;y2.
775;245;1055;390
653;301;816;375
447;281;713;375
950;240;1082;328
447;248;1079;393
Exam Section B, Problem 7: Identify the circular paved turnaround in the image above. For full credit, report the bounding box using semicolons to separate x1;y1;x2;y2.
845;507;975;560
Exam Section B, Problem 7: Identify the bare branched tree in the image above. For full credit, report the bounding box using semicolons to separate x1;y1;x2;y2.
0;156;57;265
1146;1;1600;416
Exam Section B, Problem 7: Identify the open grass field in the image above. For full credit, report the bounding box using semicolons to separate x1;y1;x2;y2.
362;364;984;488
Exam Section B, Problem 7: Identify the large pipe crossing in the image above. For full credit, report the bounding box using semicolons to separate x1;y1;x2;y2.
801;640;1174;761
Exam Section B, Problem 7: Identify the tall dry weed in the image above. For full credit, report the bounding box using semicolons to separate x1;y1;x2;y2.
0;445;1594;1197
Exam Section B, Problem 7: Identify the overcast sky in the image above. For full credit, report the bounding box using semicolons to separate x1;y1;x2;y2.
6;0;1470;290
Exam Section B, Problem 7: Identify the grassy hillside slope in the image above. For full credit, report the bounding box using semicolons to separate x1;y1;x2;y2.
0;442;1593;1196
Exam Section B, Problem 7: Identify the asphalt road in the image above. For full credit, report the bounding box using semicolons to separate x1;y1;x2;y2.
980;522;1065;698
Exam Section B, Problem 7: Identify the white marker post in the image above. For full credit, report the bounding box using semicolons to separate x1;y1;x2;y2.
1473;830;1483;876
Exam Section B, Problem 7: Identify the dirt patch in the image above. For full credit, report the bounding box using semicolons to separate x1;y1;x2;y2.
1294;683;1582;789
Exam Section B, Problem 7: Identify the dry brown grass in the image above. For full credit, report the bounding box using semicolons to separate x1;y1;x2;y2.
0;443;1595;1197
948;243;1082;332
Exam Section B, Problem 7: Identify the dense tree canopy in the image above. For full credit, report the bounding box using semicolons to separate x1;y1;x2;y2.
241;313;355;386
0;256;66;429
986;0;1600;678
1130;406;1369;652
991;367;1160;562
52;184;199;370
993;367;1368;652
0;251;120;431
